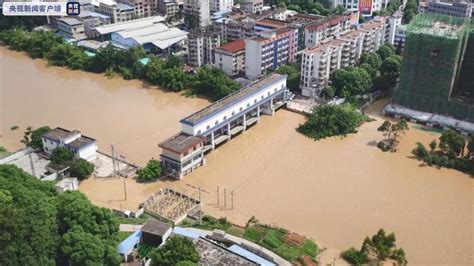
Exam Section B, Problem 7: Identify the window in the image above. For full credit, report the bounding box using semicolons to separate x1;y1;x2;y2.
224;116;227;120
240;107;243;111
215;120;218;125
247;103;250;107
254;99;257;104
207;125;210;130
232;111;235;116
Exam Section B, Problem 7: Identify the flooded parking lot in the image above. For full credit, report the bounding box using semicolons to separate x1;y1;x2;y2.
1;47;473;265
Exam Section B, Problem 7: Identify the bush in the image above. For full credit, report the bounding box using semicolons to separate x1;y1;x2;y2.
377;140;391;152
342;248;367;265
412;142;429;159
297;104;370;140
69;159;95;179
150;236;199;266
50;147;74;165
243;227;265;242
136;160;162;182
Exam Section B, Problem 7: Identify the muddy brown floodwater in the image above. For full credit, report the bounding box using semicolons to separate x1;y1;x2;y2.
1;47;473;265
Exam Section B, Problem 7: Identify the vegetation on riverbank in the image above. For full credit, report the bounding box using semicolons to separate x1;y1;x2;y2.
412;130;474;175
181;215;319;263
376;119;409;152
342;229;407;265
21;126;51;150
323;44;401;99
297;104;371;140
0;146;6;152
0;164;121;265
136;159;162;182
150;236;200;266
0;29;240;101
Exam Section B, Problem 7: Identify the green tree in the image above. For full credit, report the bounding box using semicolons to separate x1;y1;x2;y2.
439;130;466;158
376;43;395;61
51;146;75;165
359;63;377;81
276;64;300;92
379;55;402;87
467;137;474;158
150;236;200;266
21;126;51;150
165;54;183;69
69;159;95;179
137;159;162;182
330;67;371;97
161;67;187;91
360;52;382;69
61;226;106;266
342;248;367;265
190;66;240;100
377;120;409;152
429;140;437;154
412;142;429;159
143;57;165;85
297;104;369;140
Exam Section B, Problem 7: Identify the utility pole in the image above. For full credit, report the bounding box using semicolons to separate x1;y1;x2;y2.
198;187;202;224
224;188;227;208
231;190;234;210
123;174;127;201
111;144;116;175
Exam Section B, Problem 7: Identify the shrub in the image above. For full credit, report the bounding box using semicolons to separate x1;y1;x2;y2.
10;125;19;130
136;160;162;182
50;147;74;165
342;248;367;265
377;140;391;152
69;159;95;179
412;142;429;159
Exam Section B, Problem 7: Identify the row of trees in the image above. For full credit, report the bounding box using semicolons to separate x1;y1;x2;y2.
0;29;241;101
372;0;402;17
273;0;345;16
150;236;200;266
136;159;163;182
403;0;419;23
412;130;474;174
297;104;371;140
50;146;95;179
325;44;402;99
342;229;407;265
0;165;121;265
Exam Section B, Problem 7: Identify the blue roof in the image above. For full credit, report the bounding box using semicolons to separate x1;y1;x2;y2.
228;245;276;266
173;227;207;239
117;231;142;255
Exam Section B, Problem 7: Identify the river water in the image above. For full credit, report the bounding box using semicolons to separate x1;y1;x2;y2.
1;47;473;265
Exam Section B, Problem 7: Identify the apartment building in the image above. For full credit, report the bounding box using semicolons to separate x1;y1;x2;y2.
184;0;211;28
245;27;298;80
240;0;263;14
187;30;221;66
214;39;246;76
157;0;179;17
304;13;352;49
427;0;472;18
98;1;135;23
117;0;154;18
78;11;111;38
214;16;255;42
210;0;233;13
300;18;390;98
57;17;87;40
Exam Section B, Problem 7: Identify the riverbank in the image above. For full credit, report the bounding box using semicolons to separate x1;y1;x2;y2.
2;47;473;265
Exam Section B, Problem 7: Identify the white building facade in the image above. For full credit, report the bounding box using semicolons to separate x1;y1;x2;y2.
304;13;352;49
210;0;233;13
214;39;246;76
427;0;472;18
240;0;263;14
184;0;211;28
42;127;98;162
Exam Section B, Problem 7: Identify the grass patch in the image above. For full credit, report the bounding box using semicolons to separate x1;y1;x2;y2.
114;213;152;225
10;125;18;130
243;226;265;242
275;244;303;262
302;240;319;257
118;231;132;242
262;229;285;249
0;146;6;152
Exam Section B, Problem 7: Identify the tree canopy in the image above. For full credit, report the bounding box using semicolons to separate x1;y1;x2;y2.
330;66;372;97
0;165;120;265
297;104;370;140
439;130;466;158
21;126;51;150
69;159;95;180
137;159;162;182
150;236;200;266
51;146;75;165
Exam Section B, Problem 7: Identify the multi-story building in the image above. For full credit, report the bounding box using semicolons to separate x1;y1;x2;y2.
187;30;221;66
78;11;111;38
184;0;211;28
299;17;392;98
214;39;246;76
117;0;154;18
41;127;98;162
427;0;472;18
240;0;263;14
304;13;352;49
214;16;255;42
56;17;87;40
245;27;298;80
210;0;233;13
98;1;135;23
157;0;180;17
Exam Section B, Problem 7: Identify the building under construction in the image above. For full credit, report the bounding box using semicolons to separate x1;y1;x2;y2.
392;15;474;121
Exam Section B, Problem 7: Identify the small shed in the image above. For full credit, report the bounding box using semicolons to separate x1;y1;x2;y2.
141;220;173;247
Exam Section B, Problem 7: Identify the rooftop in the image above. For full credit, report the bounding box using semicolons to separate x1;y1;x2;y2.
159;133;205;154
406;14;468;38
114;24;188;49
42;127;80;142
255;18;287;29
57;17;83;26
181;73;286;125
67;136;96;150
215;39;246;53
141;220;173;237
194;238;257;265
94;16;165;35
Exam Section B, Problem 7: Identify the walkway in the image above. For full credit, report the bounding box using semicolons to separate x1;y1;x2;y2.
119;224;143;232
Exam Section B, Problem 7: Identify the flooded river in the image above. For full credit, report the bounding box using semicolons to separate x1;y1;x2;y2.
1;47;473;265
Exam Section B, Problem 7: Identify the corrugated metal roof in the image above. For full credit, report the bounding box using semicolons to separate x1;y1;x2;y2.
95;16;165;35
117;231;142;255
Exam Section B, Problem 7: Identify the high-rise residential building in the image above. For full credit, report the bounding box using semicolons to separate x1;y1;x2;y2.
117;0;154;18
245;27;298;80
184;0;211;28
427;0;472;18
304;13;352;49
214;39;246;76
157;0;180;17
240;0;263;14
392;15;474;120
98;1;135;23
210;0;233;13
299;17;392;98
187;30;221;66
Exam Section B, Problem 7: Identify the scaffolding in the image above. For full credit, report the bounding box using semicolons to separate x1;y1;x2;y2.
393;14;474;121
